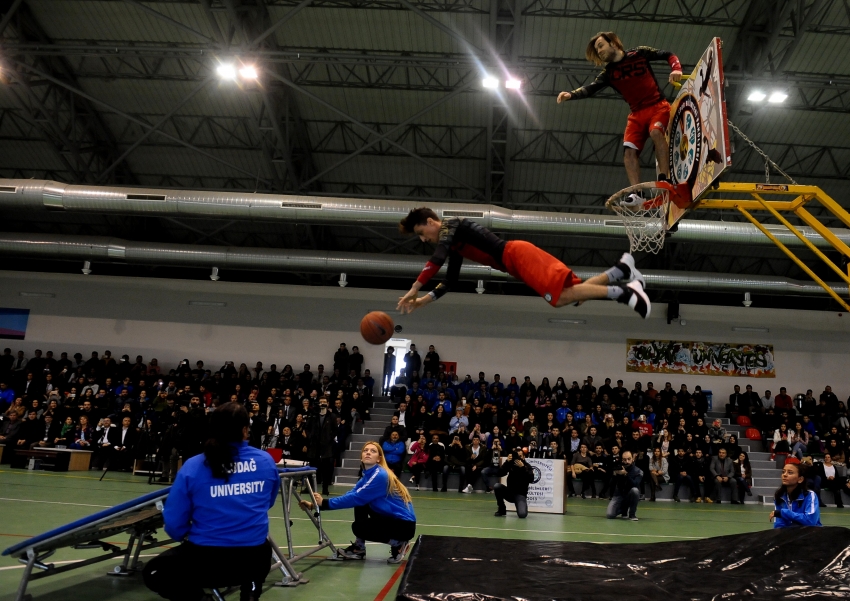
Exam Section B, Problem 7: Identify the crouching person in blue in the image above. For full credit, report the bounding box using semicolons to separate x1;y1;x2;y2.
143;403;280;601
770;457;822;528
300;441;416;564
606;450;643;521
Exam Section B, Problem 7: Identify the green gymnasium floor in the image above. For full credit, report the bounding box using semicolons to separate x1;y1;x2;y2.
2;469;849;601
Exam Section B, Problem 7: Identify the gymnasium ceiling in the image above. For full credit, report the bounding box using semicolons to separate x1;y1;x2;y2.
1;0;849;309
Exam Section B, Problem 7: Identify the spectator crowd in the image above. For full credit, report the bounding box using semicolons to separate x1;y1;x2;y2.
0;343;848;508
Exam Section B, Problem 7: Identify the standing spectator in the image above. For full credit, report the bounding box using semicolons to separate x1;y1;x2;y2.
710;448;738;504
774;387;794;412
423;345;440;378
382;348;397;396
770;459;821;527
333;343;350;378
820;386;839;413
606;450;643;520
309;397;337;496
727;384;745;418
349;346;364;378
481;437;504;492
404;345;421;381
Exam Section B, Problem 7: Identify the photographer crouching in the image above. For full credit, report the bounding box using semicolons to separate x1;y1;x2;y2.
605;450;643;521
493;448;535;518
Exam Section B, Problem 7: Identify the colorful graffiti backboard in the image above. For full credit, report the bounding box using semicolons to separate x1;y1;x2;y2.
627;339;775;378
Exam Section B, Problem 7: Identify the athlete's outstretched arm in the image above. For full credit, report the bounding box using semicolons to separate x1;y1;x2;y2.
397;251;461;314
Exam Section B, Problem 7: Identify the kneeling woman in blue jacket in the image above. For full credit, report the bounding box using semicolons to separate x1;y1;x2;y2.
770;458;821;528
301;440;416;563
144;403;280;601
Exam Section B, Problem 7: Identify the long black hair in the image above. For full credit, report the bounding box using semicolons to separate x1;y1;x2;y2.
204;402;249;481
774;461;810;504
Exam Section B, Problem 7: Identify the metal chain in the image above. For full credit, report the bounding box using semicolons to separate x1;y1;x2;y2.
727;119;798;185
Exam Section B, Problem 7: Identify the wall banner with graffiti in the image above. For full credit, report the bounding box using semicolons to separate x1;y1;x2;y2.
626;339;775;378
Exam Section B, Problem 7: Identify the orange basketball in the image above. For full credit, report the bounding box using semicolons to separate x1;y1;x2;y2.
360;311;394;345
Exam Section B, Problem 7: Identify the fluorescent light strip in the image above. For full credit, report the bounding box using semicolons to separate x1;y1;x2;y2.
188;301;227;307
731;326;769;333
548;319;586;325
19;292;56;298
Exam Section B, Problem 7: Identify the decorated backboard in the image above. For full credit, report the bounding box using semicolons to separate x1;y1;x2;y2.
667;37;731;227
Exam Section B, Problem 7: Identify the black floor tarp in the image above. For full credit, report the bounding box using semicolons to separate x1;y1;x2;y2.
396;527;850;600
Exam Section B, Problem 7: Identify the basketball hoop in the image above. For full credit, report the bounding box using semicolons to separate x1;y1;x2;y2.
605;181;676;255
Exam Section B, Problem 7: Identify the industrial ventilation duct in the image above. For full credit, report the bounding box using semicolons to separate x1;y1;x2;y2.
0;233;845;298
1;180;849;249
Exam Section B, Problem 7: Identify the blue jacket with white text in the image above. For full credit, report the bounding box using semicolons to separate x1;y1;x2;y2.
163;441;280;546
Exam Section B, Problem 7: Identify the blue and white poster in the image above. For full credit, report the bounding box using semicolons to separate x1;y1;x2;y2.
0;308;30;340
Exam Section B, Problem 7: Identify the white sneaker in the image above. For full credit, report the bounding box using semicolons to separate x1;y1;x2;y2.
621;193;644;209
622;281;651;319
462;484;473;494
409;476;415;484
617;253;645;288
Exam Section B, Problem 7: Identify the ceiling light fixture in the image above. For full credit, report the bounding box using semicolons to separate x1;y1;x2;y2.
768;91;788;103
505;78;521;90
747;91;766;102
482;76;499;89
239;65;259;80
19;292;56;298
216;63;238;80
731;326;769;333
188;301;227;307
548;318;587;325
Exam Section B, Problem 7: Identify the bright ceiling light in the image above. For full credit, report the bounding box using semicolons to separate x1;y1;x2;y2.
747;91;766;102
768;91;788;103
505;78;521;90
216;63;237;80
239;65;258;80
482;76;499;89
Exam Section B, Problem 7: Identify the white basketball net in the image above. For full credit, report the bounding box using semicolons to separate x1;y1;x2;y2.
605;182;671;255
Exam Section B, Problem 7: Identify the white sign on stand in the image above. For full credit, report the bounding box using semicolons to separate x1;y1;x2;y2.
500;458;567;514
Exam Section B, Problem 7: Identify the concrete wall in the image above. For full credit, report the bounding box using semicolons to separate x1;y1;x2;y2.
1;270;848;400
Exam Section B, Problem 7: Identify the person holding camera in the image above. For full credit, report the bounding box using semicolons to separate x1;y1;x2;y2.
493;448;535;518
605;450;643;521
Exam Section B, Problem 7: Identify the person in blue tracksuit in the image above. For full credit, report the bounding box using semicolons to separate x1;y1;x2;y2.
301;440;416;564
144;403;280;601
770;458;822;528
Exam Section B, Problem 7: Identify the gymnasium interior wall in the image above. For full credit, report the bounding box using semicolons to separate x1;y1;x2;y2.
1;270;848;402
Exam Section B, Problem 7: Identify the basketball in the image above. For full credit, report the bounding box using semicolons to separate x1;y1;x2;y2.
360;311;394;345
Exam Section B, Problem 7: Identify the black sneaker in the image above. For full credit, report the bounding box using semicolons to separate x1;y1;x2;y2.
388;541;411;564
616;253;645;288
494;509;507;516
618;281;651;319
338;542;366;560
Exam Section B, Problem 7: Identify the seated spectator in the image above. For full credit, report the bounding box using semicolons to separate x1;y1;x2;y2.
815;453;845;508
669;447;692;502
382;432;406;478
407;435;429;490
647;447;668;502
710;448;739;504
733;452;753;500
30;413;60;449
442;435;468;493
380;415;407;445
449;407;468;435
425;405;450;439
771;459;821;527
481;437;505;493
54;416;76;447
589;444;609;499
570;443;594;498
772;423;791;458
463;436;488;493
425;434;446;492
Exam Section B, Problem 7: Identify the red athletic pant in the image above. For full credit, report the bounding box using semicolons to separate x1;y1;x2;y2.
502;240;582;307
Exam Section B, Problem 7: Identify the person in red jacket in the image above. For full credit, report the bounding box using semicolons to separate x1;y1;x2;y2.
557;32;682;206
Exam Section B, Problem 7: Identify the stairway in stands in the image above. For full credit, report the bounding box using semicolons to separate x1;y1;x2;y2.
334;402;784;503
334;398;396;486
